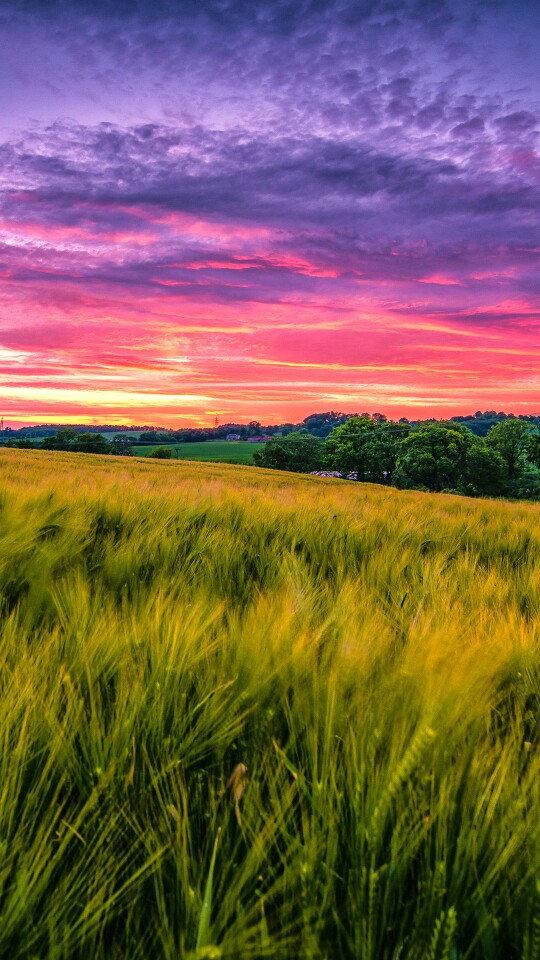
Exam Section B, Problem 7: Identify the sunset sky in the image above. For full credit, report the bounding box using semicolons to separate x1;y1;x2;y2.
0;0;539;426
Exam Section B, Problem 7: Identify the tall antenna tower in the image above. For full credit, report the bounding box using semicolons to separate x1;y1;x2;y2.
214;415;218;428
0;416;4;431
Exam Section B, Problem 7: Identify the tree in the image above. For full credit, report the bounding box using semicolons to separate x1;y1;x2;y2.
41;428;77;450
324;415;378;480
486;418;531;479
324;416;409;483
253;433;324;472
149;446;173;459
71;433;110;454
40;430;110;453
504;469;540;501
247;421;262;437
361;421;410;484
60;428;78;447
280;423;297;437
460;439;507;496
4;439;35;449
394;427;463;491
525;429;540;469
302;411;350;438
394;425;506;495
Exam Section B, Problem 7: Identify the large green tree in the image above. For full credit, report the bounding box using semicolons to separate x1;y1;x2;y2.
323;415;377;480
486;418;531;478
362;420;411;484
253;432;324;473
462;438;507;496
324;416;409;483
394;425;506;495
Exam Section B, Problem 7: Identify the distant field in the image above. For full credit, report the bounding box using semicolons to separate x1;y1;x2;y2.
0;447;539;959
132;439;263;461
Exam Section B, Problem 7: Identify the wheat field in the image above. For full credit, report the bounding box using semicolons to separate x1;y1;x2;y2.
0;448;539;959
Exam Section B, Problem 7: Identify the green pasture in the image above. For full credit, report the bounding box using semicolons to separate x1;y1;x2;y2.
132;440;262;462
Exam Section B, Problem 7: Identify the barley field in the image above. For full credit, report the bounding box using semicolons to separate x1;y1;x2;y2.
0;448;539;960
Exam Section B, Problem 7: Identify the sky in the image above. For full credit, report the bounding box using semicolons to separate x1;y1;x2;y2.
0;0;539;427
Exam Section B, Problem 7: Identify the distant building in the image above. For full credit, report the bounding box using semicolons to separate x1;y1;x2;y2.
226;433;241;441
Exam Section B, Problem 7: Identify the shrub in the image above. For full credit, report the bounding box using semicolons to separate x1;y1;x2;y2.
149;445;173;459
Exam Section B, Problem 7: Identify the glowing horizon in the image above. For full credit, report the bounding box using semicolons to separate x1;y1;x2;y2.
1;0;539;428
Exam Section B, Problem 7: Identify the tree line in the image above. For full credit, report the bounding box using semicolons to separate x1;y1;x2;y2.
4;430;133;456
253;416;540;499
3;409;540;444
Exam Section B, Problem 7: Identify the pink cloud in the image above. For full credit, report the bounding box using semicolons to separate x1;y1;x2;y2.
417;275;463;286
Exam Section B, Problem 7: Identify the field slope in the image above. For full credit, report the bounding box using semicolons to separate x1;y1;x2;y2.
0;449;539;960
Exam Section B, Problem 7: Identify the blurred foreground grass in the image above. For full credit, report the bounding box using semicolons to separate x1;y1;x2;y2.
0;449;539;959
